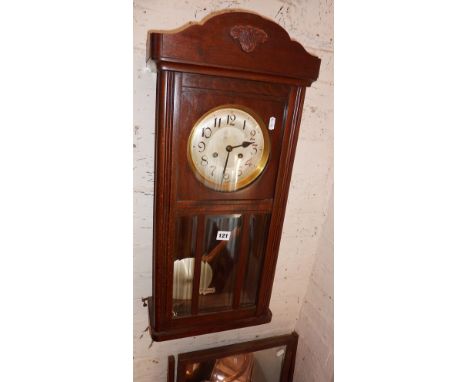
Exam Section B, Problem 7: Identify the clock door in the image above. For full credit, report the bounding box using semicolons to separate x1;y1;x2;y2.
157;71;288;334
175;72;289;202
170;212;270;320
150;70;303;340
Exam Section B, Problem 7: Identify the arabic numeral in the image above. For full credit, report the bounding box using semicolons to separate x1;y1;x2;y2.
226;114;236;126
198;141;206;152
200;155;208;166
202;127;212;138
209;165;216;176
214;117;221;128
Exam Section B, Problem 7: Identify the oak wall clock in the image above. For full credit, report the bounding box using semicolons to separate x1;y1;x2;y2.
145;11;321;341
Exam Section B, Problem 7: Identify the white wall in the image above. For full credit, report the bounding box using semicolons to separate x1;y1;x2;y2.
294;190;334;382
134;1;333;381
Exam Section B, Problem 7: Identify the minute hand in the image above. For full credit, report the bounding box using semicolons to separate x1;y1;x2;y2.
230;141;253;149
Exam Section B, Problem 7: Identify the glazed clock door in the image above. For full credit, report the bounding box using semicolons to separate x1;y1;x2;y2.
171;212;270;319
161;72;289;330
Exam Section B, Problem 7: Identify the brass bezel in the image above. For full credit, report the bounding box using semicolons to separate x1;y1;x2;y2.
187;104;271;192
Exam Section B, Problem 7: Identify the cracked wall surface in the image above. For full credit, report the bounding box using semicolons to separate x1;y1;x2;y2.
134;1;333;381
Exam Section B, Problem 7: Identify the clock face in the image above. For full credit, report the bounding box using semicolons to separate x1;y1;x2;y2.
188;106;270;192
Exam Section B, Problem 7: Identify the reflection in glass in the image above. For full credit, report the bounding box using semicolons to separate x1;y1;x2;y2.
199;215;243;313
172;216;198;317
241;214;270;307
184;345;286;382
250;346;286;382
211;353;254;382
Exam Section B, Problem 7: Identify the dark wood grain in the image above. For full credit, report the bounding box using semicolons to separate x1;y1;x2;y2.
167;355;175;382
174;199;273;214
190;215;205;315
256;87;307;315
151;308;272;342
232;213;251;308
148;11;321;85
148;11;320;341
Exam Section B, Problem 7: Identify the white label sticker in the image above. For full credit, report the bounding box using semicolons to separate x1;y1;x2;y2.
216;231;231;241
268;116;276;130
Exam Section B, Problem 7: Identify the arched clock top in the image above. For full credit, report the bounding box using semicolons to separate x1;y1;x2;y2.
147;11;321;85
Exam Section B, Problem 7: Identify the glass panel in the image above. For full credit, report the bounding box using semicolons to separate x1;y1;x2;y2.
240;214;270;307
183;345;286;382
199;214;243;313
250;345;286;382
172;216;198;318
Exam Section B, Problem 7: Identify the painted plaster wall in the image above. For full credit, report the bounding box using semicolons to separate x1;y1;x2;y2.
133;1;333;381
294;191;334;382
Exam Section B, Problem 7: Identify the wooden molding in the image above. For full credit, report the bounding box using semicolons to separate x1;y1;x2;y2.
147;11;320;83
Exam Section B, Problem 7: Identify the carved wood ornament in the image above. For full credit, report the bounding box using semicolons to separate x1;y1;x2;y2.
230;25;268;53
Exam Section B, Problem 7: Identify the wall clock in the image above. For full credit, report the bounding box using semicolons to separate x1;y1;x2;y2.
145;11;321;341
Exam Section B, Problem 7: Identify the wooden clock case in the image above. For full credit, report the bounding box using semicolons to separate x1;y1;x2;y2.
146;11;321;341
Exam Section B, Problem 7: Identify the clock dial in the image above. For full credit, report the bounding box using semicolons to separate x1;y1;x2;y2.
188;106;270;192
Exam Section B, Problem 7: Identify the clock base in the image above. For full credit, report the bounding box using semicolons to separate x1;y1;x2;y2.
147;297;272;341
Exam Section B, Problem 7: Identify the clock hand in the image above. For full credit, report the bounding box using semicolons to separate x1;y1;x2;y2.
222;150;231;179
222;141;251;179
230;141;253;150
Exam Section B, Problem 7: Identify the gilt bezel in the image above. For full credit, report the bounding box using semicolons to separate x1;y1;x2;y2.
187;104;271;192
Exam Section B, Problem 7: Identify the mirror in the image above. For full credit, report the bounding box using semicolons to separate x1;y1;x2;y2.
170;333;298;382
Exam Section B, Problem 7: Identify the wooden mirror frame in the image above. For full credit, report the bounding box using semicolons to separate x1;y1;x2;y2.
167;332;299;382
